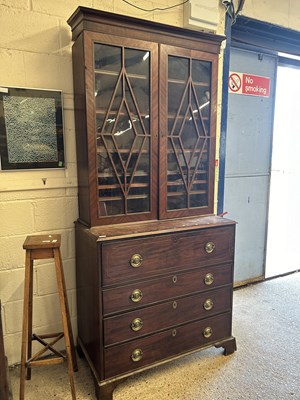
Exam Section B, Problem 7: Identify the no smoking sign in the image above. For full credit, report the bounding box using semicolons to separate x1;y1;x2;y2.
228;71;270;97
229;73;242;93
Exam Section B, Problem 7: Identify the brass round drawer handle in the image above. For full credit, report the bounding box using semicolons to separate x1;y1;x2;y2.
203;326;213;339
204;273;214;286
131;318;143;332
203;298;214;311
205;241;215;254
130;289;143;303
130;253;143;268
131;348;143;362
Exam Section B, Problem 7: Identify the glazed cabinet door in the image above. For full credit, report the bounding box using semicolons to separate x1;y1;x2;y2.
84;32;158;225
159;45;218;219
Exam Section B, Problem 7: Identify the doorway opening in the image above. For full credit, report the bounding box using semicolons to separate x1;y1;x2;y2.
265;61;300;278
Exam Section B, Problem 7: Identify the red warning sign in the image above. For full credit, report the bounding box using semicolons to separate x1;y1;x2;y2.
229;71;270;97
229;73;242;92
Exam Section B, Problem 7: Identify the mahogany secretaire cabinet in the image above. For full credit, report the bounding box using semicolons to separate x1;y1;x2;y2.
68;7;236;399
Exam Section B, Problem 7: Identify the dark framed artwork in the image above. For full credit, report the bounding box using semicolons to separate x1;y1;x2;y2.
0;87;65;170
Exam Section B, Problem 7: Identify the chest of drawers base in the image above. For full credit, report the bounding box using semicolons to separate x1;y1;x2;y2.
75;216;236;400
77;335;237;400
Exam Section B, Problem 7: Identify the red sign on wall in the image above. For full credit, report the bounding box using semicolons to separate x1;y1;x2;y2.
229;72;270;97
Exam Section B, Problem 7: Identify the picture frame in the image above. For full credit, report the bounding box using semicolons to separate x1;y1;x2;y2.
0;86;65;170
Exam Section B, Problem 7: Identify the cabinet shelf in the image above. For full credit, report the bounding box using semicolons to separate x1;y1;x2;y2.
99;183;149;189
167;170;207;176
167;190;207;197
167;180;207;186
167;149;208;153
96;110;151;122
168;114;209;121
99;171;149;178
95;69;148;80
100;194;149;201
97;148;149;154
168;78;209;86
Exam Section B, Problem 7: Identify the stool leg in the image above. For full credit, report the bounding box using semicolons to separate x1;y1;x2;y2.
54;248;77;399
54;248;78;371
26;257;34;380
20;251;33;400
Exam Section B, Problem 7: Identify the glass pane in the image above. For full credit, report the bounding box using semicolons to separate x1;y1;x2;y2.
125;48;150;129
0;88;64;170
192;60;211;85
190;193;208;208
190;96;205;137
128;197;150;213
94;43;121;72
95;73;119;110
168;82;187;116
195;86;210;124
167;194;187;210
113;104;135;150
100;200;125;216
125;48;149;76
125;80;146;135
167;55;212;212
168;56;189;81
127;77;150;119
181;114;198;152
95;43;151;217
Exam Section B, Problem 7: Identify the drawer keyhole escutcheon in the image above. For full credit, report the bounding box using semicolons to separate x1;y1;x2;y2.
172;275;177;284
203;327;213;339
131;318;143;332
172;301;177;309
172;329;177;337
204;273;214;286
205;241;215;254
131;349;143;362
130;289;143;303
203;298;214;311
130;254;143;268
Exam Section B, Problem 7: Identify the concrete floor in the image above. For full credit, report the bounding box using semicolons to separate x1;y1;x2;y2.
9;272;300;400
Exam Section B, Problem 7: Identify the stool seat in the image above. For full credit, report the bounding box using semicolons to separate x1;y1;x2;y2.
20;234;77;400
23;234;61;249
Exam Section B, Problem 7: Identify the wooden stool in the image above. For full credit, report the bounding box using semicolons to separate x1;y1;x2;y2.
19;234;77;400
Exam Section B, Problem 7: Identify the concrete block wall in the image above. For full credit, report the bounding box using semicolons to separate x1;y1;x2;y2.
242;0;300;30
0;0;226;366
4;0;298;367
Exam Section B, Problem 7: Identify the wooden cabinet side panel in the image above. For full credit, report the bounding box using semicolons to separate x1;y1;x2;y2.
75;225;103;379
72;34;91;225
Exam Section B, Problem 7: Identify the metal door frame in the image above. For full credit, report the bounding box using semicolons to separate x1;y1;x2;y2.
218;15;300;215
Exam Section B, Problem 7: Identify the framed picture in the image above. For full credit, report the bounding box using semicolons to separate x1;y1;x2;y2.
0;86;65;170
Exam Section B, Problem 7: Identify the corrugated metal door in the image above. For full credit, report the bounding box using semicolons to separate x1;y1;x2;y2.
224;47;277;285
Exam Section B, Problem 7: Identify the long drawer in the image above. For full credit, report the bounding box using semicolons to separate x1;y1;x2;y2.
102;226;235;285
104;312;232;379
103;263;232;315
104;286;231;346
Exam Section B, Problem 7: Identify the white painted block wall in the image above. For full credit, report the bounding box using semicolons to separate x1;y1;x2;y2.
242;0;300;30
1;0;299;366
0;0;203;366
